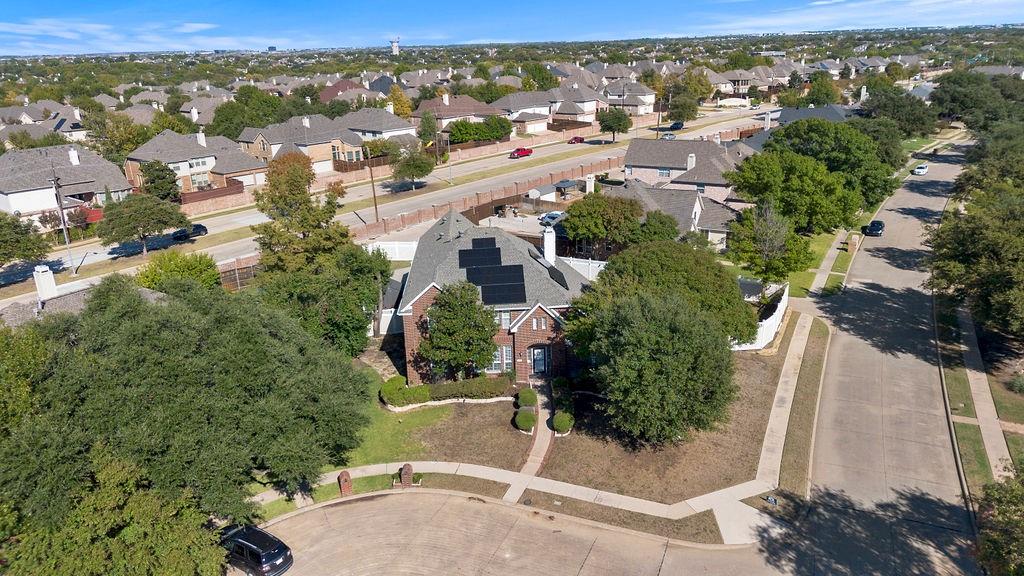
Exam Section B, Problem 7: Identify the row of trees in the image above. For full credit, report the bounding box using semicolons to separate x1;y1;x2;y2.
561;192;680;255
447;116;513;144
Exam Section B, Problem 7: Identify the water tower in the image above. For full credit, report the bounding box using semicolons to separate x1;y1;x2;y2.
390;37;400;56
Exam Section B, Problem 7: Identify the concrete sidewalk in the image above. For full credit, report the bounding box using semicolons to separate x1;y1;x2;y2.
957;306;1013;480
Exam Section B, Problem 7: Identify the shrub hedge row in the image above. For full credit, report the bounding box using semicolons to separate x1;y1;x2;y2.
517;388;538;407
515;410;536;431
380;374;512;407
553;411;575;433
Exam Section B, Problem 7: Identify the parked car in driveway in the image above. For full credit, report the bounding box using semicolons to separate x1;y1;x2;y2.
567;136;585;144
171;223;208;241
539;211;565;226
863;220;885;237
660;133;677;140
509;147;533;159
912;164;929;175
221;525;293;576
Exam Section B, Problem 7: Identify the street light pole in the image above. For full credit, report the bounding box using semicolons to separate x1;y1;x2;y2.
447;136;453;185
48;174;76;276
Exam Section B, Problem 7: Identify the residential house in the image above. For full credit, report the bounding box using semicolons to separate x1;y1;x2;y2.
0;102;87;141
549;83;606;123
121;104;160;125
129;90;169;106
603;80;656;116
236;114;365;173
494;75;523;89
180;95;231;127
490;91;554;134
329;88;386;105
727;104;852;155
318;78;365;103
0;144;131;224
623;139;749;206
604;179;740;251
690;67;734;95
397;210;589;384
125;130;267;193
972;65;1024;79
412;93;504;129
335;106;417;141
92;93;120;110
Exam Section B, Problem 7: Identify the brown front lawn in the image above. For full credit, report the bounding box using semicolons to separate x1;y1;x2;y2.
415;402;532;471
539;313;799;503
519;490;723;544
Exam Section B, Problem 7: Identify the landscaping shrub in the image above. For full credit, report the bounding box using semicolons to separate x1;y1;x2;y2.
515;410;537;432
429;375;511;401
1009;374;1024;395
553;411;575;434
380;375;430;407
517;388;538;407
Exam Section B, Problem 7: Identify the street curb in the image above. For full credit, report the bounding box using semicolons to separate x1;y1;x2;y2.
260;488;754;552
804;318;833;500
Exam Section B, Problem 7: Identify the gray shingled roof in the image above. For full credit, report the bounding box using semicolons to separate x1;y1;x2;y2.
128;130;265;174
121;104;158;125
237;114;364;147
625;139;741;186
513;112;549;123
93;94;119;108
413;95;503;120
604;180;699;232
398;211;588;314
490;91;553;113
336;107;413;134
0;144;130;196
0;284;164;328
696;198;740;232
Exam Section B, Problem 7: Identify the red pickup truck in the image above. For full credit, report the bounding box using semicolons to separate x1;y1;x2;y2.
509;147;533;159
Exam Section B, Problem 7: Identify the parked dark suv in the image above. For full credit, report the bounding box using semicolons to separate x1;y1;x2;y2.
863;220;885;237
221;525;293;576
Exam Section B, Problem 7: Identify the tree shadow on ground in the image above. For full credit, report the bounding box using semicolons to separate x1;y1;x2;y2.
815;282;936;361
0;257;65;286
756;487;978;575
862;246;931;272
890;205;944;223
567;394;648;451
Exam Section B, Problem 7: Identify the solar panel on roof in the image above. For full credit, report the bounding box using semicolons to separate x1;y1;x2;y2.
458;247;501;268
481;284;527;305
466;265;524;286
471;237;496;249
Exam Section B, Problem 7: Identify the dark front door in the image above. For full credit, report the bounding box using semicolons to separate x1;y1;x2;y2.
531;346;549;375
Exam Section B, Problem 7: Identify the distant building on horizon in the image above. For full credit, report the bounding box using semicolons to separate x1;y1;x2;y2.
267;46;277;52
390;38;400;56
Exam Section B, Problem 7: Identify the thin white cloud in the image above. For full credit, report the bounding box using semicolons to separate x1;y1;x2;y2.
176;22;218;34
809;0;847;6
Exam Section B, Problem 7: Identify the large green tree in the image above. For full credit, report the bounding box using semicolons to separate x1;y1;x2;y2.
252;153;350;273
978;473;1024;576
417;111;438;145
728;205;813;285
561;193;643;250
667;95;698;123
569;240;757;348
94;193;188;256
803;76;840;107
727;150;860;234
765;118;898;208
571;291;734;444
6;447;224;576
135;251;220;291
417;281;497;381
0;275;371;523
862;85;937;137
258;244;389;356
140;160;180;201
391;150;435;187
848;117;907;169
0;213;48;267
597;108;632;142
207;85;283;139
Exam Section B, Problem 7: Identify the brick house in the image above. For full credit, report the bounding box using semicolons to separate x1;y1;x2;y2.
397;211;589;385
124;130;268;193
623;139;753;206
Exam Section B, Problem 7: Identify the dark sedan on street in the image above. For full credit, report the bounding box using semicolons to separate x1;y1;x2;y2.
863;220;885;237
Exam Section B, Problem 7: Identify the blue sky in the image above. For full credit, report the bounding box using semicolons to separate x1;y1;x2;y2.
1;0;1022;56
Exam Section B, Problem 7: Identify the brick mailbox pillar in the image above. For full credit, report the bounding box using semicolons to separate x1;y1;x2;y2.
399;463;414;488
337;471;353;497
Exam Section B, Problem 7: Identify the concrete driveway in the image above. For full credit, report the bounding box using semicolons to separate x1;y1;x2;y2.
796;145;979;575
261;491;786;576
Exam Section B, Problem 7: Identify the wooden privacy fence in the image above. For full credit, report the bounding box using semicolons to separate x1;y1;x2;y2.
348;155;624;240
217;254;260;292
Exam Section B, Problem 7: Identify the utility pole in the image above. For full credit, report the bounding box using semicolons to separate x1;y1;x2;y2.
48;173;76;276
367;158;380;223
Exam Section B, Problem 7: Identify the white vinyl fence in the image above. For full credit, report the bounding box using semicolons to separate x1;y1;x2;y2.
732;284;790;352
364;241;418;261
560;257;607;281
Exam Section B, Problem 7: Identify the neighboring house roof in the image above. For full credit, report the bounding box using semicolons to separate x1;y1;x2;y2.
236;114;363;148
331;88;385;104
494;75;523;89
128;129;265;174
93;94;120;108
554;100;585;115
512;112;549;123
909;83;937;102
413;95;502;120
603;80;655;98
551;83;607;104
696;197;741;232
179;96;228;125
397;210;588;314
129;90;168;105
336;107;414;134
318;79;365;103
624;139;741;185
972;65;1024;78
775;104;852;126
605;180;701;232
121;104;159;125
490;91;554;113
0;284;164;328
0;144;131;197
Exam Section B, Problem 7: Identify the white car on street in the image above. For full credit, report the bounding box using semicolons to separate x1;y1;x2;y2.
912;164;929;176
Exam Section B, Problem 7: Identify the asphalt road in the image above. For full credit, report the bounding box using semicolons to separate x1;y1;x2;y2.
0;107;767;286
791;144;979;575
